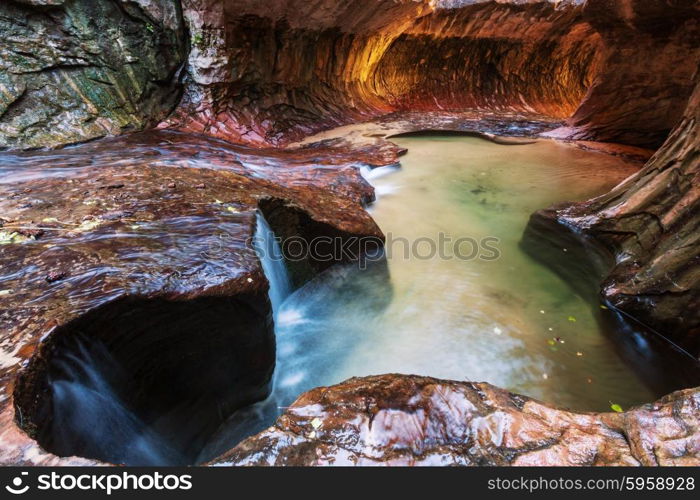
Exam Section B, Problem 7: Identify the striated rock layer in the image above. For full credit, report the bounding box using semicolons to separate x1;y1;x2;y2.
543;78;700;356
0;130;382;465
170;0;699;149
216;375;700;466
0;0;187;149
0;0;698;467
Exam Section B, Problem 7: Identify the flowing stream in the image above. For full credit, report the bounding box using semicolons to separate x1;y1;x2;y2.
272;136;657;408
201;135;692;460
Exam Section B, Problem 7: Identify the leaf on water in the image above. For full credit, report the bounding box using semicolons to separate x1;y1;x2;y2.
600;305;609;310
567;316;577;322
0;231;31;245
226;206;239;213
610;403;623;413
547;339;556;346
76;219;102;232
214;199;224;204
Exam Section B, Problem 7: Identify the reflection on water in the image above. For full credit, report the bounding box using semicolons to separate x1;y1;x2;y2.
202;135;691;460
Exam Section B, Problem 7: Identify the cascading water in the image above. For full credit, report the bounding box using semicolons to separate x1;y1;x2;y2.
43;335;182;465
253;212;293;316
194;211;295;462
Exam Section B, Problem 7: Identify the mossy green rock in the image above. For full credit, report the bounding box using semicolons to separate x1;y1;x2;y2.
0;0;187;150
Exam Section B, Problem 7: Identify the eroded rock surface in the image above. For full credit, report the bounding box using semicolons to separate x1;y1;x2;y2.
0;0;698;467
0;0;187;149
170;0;601;146
541;79;700;356
169;0;698;150
216;374;700;466
0;130;381;465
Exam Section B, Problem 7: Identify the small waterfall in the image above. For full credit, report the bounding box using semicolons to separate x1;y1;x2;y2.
254;212;292;315
46;335;183;465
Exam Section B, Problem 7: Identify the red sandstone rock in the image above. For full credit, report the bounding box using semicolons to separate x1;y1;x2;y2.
214;374;700;466
0;130;382;465
0;0;698;467
550;78;700;355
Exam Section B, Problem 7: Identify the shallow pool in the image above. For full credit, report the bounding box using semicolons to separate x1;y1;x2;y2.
200;135;669;460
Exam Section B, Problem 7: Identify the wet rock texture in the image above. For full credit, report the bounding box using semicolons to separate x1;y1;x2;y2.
551;79;700;356
216;375;700;466
0;0;187;149
170;0;601;146
0;131;381;465
170;0;698;150
553;0;700;148
0;0;698;467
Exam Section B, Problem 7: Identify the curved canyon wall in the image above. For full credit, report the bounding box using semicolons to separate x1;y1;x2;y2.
170;0;602;146
549;0;700;148
170;0;699;149
556;78;700;354
2;0;697;151
0;0;698;466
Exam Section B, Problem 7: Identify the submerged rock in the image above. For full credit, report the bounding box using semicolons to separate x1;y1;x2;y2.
214;374;700;466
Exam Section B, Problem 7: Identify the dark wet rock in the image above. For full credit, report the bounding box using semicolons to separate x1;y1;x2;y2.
533;79;700;357
168;0;698;150
549;0;700;148
0;0;187;150
0;0;697;468
214;374;700;466
0;130;381;465
45;271;67;283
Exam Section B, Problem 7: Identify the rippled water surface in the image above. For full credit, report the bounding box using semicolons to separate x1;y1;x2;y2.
202;136;666;459
275;136;655;407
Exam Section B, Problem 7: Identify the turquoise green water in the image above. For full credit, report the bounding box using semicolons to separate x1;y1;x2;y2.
270;136;656;412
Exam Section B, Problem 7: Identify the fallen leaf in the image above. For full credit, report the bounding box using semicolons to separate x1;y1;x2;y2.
610;403;623;413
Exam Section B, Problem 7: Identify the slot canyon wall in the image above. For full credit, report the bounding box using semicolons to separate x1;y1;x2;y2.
2;0;698;151
171;0;699;149
0;0;187;149
0;0;698;466
171;0;602;146
556;78;700;355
